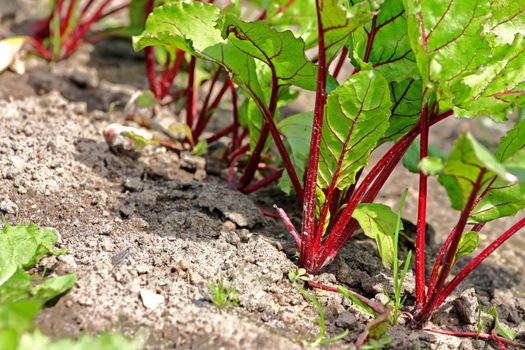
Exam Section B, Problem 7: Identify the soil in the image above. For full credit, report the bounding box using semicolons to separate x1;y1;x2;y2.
0;4;524;350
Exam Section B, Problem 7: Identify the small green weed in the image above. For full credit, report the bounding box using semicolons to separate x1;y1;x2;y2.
208;275;240;308
288;268;348;347
385;189;412;324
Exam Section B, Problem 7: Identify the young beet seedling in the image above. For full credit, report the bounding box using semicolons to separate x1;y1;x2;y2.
135;0;525;329
29;0;127;61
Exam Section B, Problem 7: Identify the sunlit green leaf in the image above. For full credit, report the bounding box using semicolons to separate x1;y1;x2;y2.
403;0;491;89
453;231;479;265
133;2;264;100
439;133;517;210
222;14;317;90
402;137;447;173
418;156;443;175
487;305;518;341
352;203;401;268
318;70;392;190
452;36;525;120
486;1;525;46
470;180;525;222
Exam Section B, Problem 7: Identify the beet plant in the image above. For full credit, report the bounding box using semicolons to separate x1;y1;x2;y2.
29;0;128;61
132;0;525;328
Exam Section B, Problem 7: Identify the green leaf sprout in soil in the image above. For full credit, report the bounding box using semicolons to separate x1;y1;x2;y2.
0;221;145;350
288;272;349;347
208;275;240;308
384;189;412;325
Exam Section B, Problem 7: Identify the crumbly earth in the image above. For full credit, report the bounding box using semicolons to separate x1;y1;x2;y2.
1;6;524;349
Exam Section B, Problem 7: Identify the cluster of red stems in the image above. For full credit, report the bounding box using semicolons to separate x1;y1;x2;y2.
28;0;525;334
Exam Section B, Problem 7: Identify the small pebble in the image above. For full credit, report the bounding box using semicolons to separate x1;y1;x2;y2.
0;199;18;214
140;289;165;310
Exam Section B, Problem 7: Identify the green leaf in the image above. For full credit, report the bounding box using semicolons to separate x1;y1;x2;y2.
31;274;76;304
504;149;525;181
221;15;317;90
352;203;402;269
402;137;447;173
318;70;392;190
133;2;264;100
452;231;479;265
0;328;17;350
193;139;208;156
487;305;518;341
439;133;517;210
381;79;423;143
403;0;491;90
0;223;66;286
264;0;316;45
278;112;313;195
0;269;33;304
470;180;525;222
18;331;146;350
486;1;525;46
351;0;418;82
348;1;424;143
320;0;378;60
338;286;376;318
452;36;525;120
128;0;148;36
0;300;41;334
418;156;443;175
496;120;525;162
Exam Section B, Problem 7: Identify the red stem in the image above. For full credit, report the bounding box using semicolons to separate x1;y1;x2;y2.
314;111;453;273
185;56;197;129
423;328;522;348
274;205;301;249
159;50;185;100
414;171;485;327
145;47;160;98
27;38;52;60
228;144;249;185
61;0;112;58
332;47;348;79
427;175;497;298
228;76;240;152
236;126;270;189
415;102;430;309
436;217;525;308
261;208;280;219
60;0;75;36
194;76;229;139
79;0;96;20
300;0;328;270
206;124;235;144
352;15;377;75
236;76;303;199
241;170;284;194
98;2;129;20
193;68;222;137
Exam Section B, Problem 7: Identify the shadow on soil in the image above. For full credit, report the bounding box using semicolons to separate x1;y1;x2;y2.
73;136;522;303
